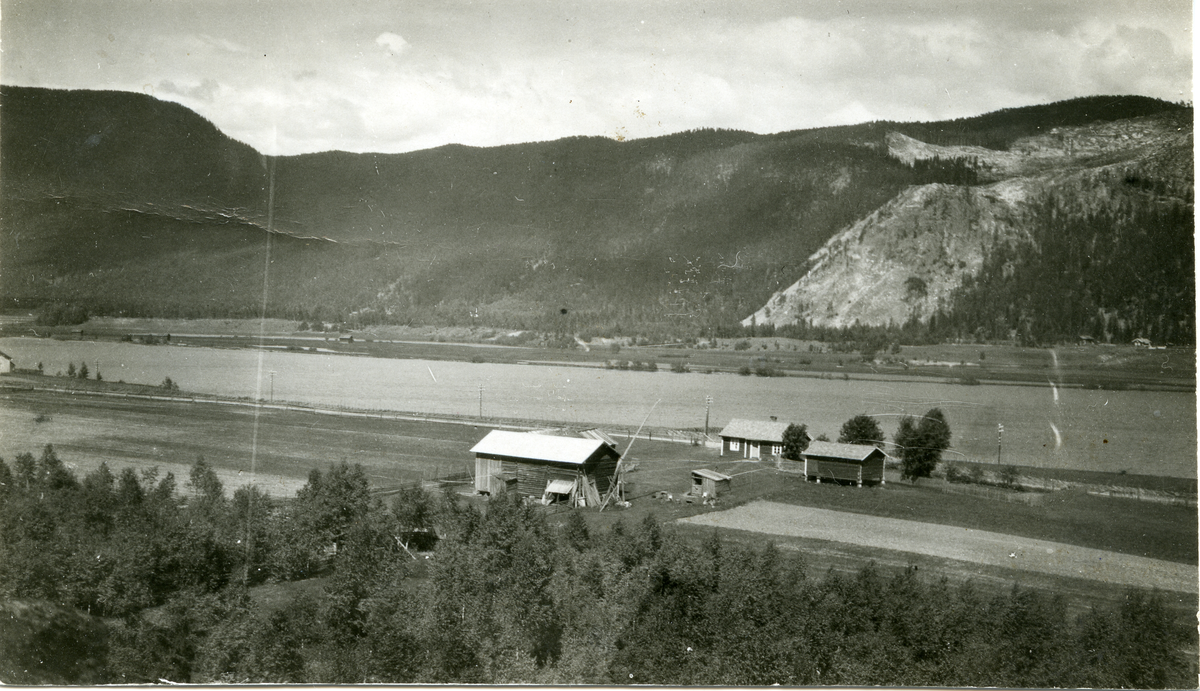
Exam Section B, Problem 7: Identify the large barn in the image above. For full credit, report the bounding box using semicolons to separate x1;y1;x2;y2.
471;430;621;506
803;441;888;486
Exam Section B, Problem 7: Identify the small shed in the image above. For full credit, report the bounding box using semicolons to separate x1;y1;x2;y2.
471;430;620;506
691;469;731;498
0;351;13;374
718;418;803;459
804;441;888;487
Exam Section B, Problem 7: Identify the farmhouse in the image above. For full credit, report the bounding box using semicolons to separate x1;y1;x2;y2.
0;351;12;373
718;418;803;459
471;430;620;506
804;441;888;487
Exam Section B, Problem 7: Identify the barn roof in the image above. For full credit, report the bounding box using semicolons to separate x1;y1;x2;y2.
471;430;615;465
530;427;619;447
717;418;792;443
692;469;732;481
545;479;576;494
803;441;886;461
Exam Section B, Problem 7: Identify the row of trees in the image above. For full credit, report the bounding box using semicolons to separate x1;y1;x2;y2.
780;411;952;482
1;447;1192;685
62;362;99;380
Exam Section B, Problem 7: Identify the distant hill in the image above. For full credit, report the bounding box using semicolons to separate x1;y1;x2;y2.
1;85;1192;343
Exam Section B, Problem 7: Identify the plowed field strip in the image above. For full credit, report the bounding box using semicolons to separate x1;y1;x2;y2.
678;500;1197;593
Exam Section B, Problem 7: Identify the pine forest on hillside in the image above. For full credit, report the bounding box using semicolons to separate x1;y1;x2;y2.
0;86;1193;345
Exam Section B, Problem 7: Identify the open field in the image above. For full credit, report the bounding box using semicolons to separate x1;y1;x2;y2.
678;500;1197;593
666;517;1199;625
0;388;481;497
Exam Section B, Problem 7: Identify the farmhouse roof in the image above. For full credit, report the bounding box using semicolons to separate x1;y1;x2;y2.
718;418;792;443
803;441;886;461
471;430;615;465
692;469;731;481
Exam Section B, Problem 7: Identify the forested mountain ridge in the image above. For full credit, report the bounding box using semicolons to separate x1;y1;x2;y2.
745;110;1194;344
1;85;1191;342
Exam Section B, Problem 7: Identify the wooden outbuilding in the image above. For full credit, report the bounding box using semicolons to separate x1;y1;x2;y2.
803;441;888;487
0;351;13;374
718;418;805;459
471;430;620;506
691;469;731;498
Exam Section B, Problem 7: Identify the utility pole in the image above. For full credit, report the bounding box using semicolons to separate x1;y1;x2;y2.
479;383;484;418
705;395;713;437
997;423;1003;465
269;370;276;403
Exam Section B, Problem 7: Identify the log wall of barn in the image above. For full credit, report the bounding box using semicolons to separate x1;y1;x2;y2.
592;457;618;494
812;459;862;482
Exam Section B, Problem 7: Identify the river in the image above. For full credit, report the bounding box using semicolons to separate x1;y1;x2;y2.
0;337;1194;478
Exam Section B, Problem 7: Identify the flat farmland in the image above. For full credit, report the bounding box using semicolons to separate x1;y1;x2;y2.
0;389;482;497
678;501;1197;593
0;384;753;500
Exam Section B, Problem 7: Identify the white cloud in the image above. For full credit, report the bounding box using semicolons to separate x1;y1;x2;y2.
157;78;221;102
3;1;1190;154
375;32;409;55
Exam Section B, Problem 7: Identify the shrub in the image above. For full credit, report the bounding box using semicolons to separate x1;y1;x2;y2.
753;363;780;377
733;340;751;351
944;462;969;483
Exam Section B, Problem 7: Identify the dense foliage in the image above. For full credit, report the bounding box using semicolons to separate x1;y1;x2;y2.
838;414;886;447
781;423;810;460
945;195;1194;345
894;408;952;482
0;446;1193;686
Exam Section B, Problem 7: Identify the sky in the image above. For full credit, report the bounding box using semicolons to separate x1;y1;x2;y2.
1;0;1192;155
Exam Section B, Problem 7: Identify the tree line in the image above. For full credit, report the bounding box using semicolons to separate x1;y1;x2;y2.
1;445;1192;686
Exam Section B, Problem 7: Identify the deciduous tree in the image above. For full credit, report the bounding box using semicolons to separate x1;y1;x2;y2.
838;414;885;447
894;408;951;481
781;424;810;460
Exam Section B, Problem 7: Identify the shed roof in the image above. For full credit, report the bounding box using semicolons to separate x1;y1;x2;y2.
692;469;732;482
545;479;576;494
718;418;792;443
0;351;12;361
471;430;615;465
803;441;886;461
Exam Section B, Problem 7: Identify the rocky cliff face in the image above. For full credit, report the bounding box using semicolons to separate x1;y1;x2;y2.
744;113;1192;329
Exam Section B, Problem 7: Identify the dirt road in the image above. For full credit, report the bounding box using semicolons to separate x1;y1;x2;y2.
679;500;1198;594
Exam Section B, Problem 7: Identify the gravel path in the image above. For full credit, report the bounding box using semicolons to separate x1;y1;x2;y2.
679;500;1198;594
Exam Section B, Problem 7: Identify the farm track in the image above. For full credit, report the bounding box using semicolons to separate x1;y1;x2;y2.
678;500;1199;594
